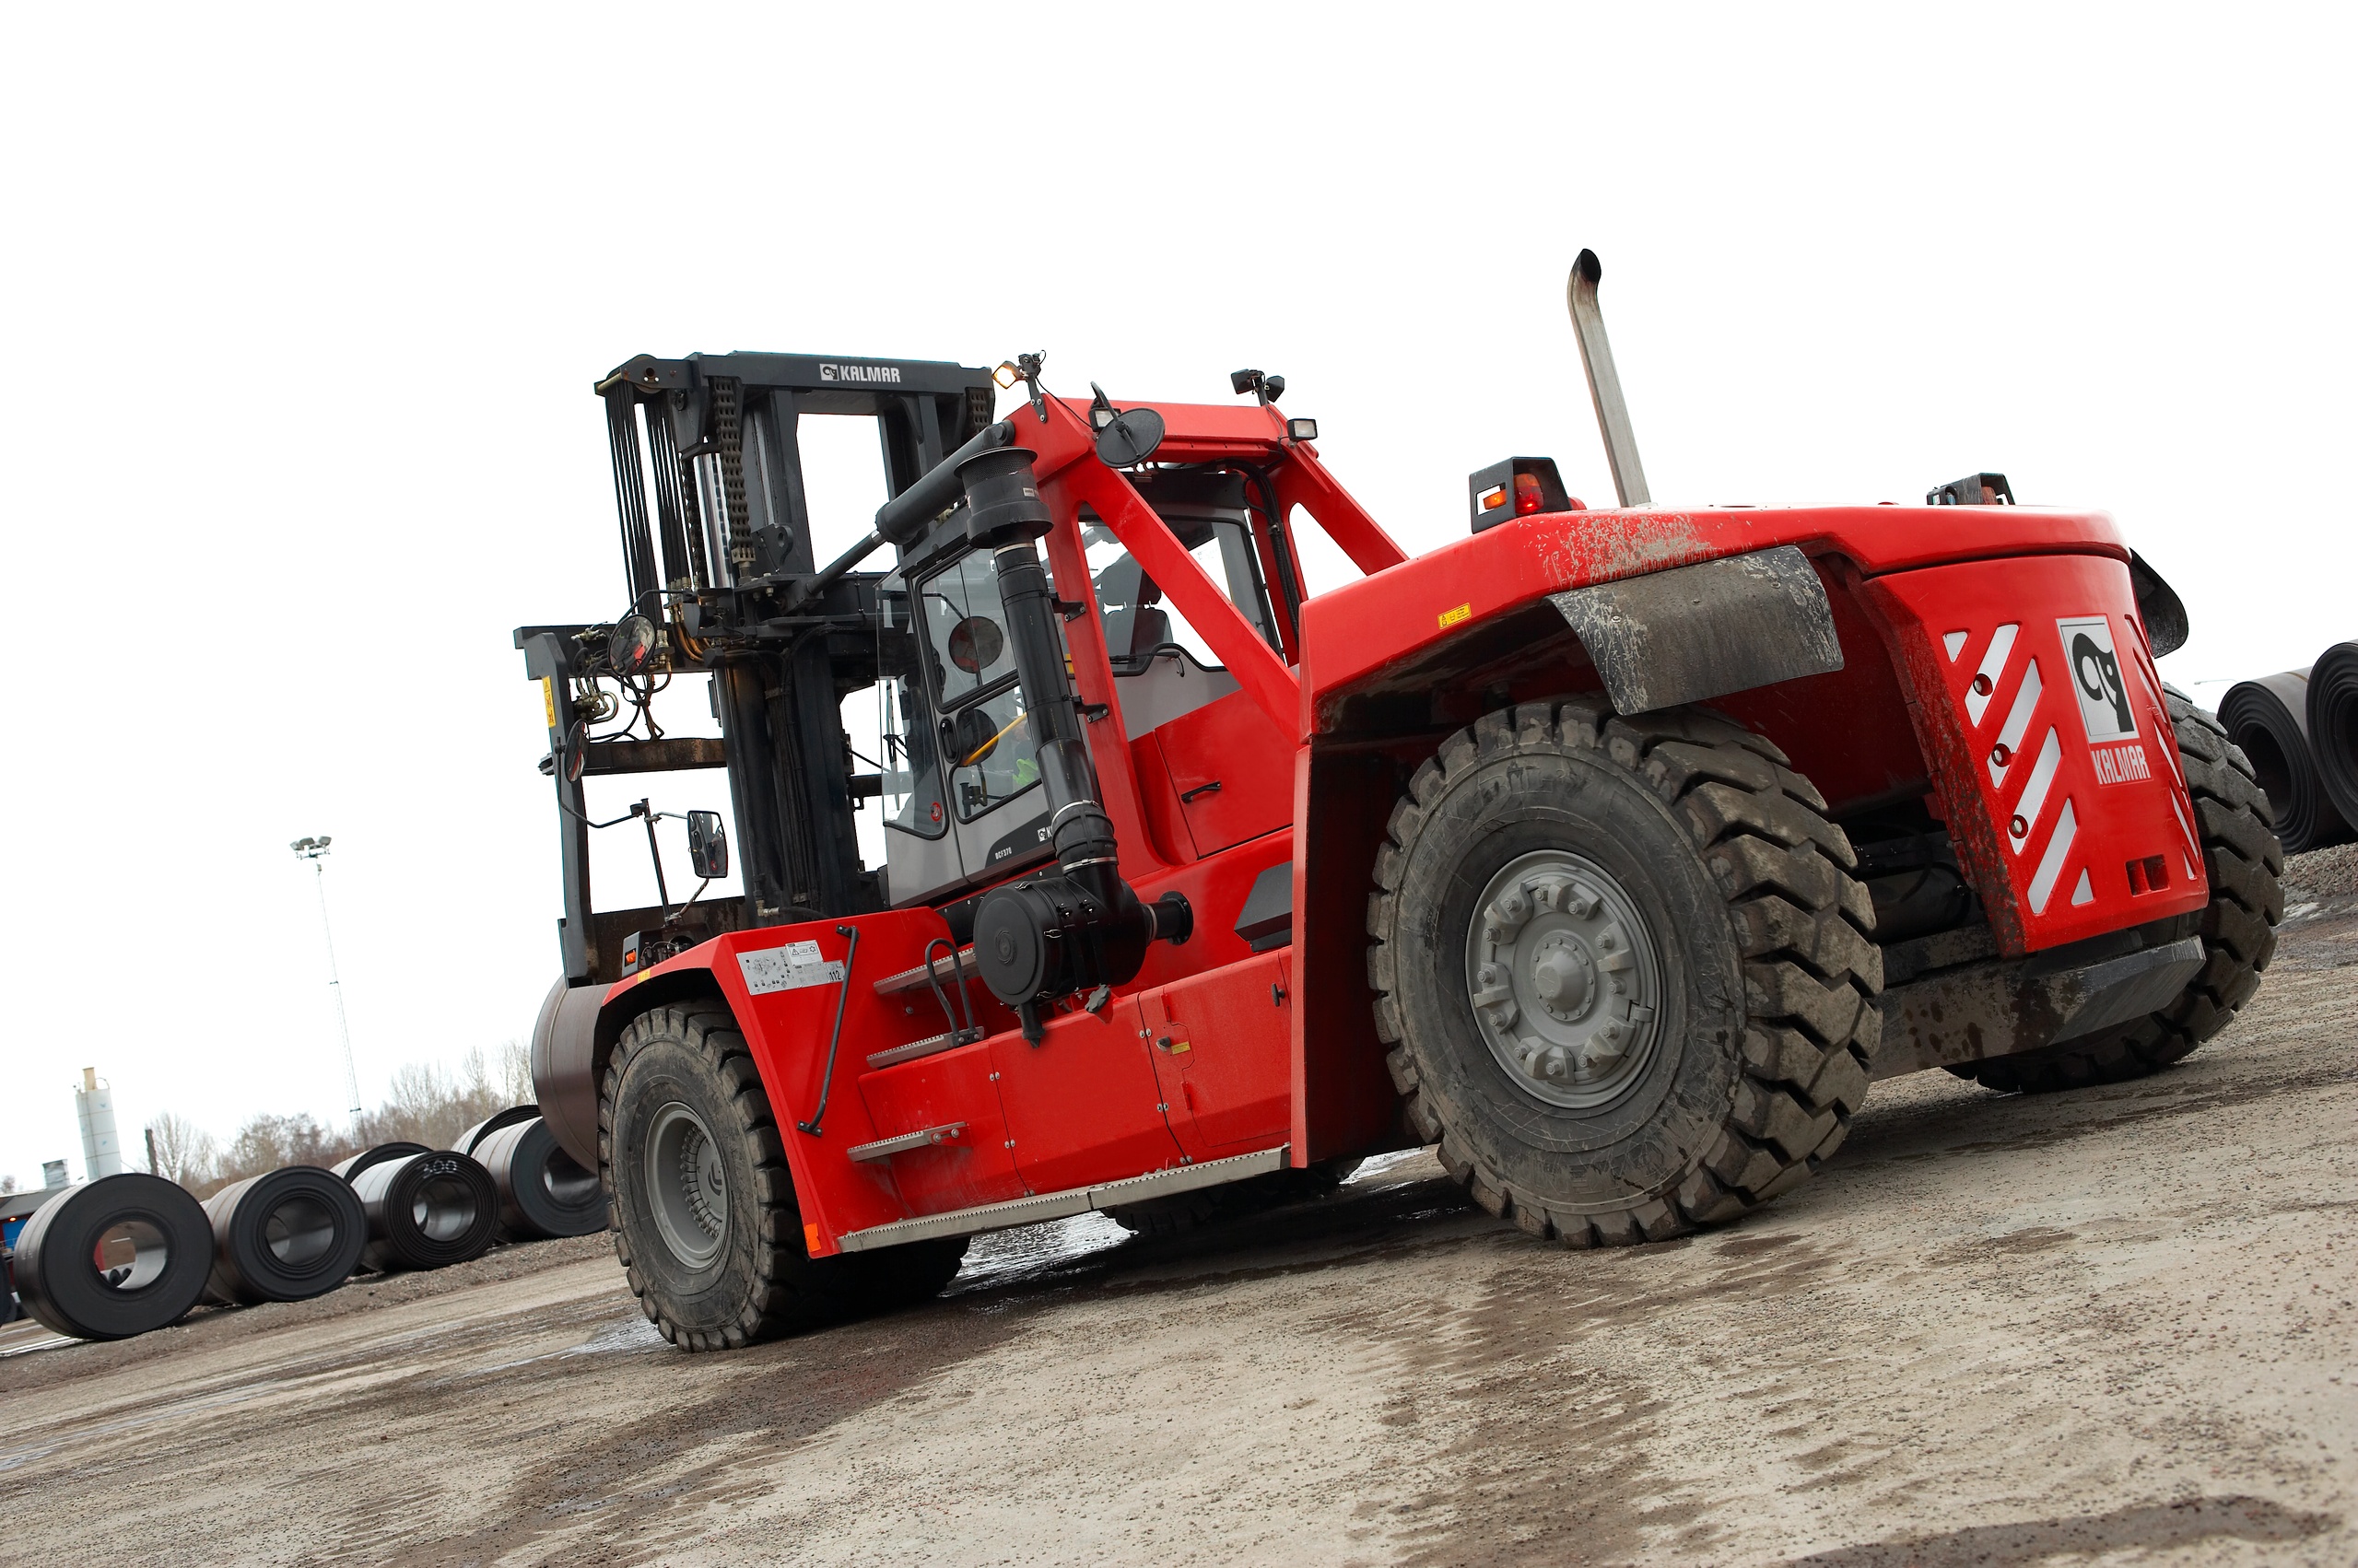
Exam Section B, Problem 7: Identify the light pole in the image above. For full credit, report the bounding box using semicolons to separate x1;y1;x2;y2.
290;836;363;1122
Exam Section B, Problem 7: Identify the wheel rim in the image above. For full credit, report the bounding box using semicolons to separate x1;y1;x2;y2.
645;1101;728;1268
1464;848;1665;1110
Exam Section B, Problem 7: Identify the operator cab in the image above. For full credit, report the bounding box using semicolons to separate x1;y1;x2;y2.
875;464;1296;907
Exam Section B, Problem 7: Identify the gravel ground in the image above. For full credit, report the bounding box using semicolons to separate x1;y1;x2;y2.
2;864;2351;1567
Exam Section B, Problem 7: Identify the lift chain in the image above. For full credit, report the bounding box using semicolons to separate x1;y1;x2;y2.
710;377;754;579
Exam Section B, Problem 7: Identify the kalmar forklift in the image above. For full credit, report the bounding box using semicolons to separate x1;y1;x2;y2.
521;253;2280;1351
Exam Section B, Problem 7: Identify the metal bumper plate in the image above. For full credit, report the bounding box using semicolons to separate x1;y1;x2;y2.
834;1144;1290;1252
1873;934;2206;1081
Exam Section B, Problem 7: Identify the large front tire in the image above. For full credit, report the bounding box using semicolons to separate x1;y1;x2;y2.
1367;700;1882;1246
603;1002;964;1351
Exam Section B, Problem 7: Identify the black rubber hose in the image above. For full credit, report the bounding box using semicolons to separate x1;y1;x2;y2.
200;1165;369;1305
2220;672;2351;854
474;1117;606;1240
13;1174;213;1340
455;1105;542;1158
331;1141;430;1184
2306;641;2358;834
348;1152;499;1272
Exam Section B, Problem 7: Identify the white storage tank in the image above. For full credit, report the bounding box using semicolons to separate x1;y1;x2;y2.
75;1067;123;1179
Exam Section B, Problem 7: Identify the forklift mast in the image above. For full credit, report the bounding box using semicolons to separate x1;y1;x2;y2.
517;352;999;988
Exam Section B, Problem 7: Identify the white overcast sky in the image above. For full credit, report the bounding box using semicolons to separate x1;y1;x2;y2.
3;5;2350;1182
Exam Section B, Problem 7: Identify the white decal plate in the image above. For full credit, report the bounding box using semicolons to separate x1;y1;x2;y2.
2058;615;2138;742
738;939;847;996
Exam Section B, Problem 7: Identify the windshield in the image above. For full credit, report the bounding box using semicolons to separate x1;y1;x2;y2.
917;552;1045;822
1083;511;1278;669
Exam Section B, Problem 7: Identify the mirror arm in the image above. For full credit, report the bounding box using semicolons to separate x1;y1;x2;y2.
557;800;642;831
660;878;713;928
637;802;671;919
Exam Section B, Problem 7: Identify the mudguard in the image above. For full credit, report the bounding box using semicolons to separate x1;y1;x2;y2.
1546;544;1843;715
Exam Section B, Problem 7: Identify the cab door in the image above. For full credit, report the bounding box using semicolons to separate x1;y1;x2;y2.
891;541;1183;1194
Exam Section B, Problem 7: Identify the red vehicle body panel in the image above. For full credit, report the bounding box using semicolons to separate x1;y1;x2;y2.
597;393;2209;1255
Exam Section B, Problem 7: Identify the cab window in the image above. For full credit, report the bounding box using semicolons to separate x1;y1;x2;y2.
916;553;1043;822
1083;471;1283;670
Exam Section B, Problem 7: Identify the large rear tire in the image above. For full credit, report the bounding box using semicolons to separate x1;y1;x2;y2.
603;1002;964;1351
1965;688;2283;1094
1367;700;1882;1246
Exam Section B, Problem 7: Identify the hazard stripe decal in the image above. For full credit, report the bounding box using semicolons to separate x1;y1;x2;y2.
2028;799;2080;914
2011;729;2064;855
1988;659;2044;787
1966;624;2020;726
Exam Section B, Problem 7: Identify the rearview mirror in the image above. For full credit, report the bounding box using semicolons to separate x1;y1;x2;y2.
686;811;728;880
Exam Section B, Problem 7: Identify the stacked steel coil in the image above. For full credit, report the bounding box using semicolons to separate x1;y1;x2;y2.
201;1166;370;1305
13;1174;215;1340
2223;643;2358;854
11;1106;589;1343
461;1109;606;1241
337;1144;500;1273
2309;643;2358;835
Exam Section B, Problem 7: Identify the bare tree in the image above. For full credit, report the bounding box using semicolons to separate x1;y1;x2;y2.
0;1173;18;1196
353;1049;529;1153
217;1113;349;1188
147;1111;220;1191
499;1039;534;1106
141;1046;542;1197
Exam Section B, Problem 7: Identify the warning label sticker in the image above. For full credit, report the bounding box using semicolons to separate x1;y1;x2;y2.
738;940;847;996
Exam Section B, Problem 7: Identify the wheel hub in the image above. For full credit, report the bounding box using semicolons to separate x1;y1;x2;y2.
645;1101;728;1269
1465;850;1663;1109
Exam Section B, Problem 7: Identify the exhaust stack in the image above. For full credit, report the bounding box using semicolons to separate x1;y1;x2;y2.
1566;250;1650;508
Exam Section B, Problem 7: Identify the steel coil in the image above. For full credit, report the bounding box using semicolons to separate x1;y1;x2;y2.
455;1105;542;1158
2220;671;2351;854
348;1151;499;1272
201;1165;368;1305
13;1174;213;1340
330;1141;430;1183
2306;641;2358;834
475;1117;605;1240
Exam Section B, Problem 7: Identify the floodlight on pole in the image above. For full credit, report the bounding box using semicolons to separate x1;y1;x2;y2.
291;836;363;1121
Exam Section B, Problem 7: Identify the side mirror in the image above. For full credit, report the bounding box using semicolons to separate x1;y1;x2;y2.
686;811;728;880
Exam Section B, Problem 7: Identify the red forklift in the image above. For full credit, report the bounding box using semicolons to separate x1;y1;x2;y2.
521;252;2280;1351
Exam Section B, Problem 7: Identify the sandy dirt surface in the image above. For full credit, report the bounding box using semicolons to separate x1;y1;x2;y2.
4;860;2352;1567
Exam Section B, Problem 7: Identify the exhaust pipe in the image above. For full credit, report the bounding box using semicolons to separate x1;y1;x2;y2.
1566;250;1650;507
